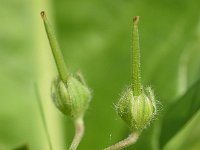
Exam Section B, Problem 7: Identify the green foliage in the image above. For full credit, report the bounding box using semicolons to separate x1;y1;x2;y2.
0;0;200;150
159;79;200;148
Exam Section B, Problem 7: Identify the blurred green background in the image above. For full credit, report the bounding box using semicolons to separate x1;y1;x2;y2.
0;0;200;149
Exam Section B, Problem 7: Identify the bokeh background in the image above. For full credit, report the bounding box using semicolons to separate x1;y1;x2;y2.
0;0;200;149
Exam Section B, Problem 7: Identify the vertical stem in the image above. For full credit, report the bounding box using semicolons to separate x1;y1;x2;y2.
69;117;85;150
104;132;139;150
35;6;65;149
41;11;68;83
34;84;53;150
132;16;142;96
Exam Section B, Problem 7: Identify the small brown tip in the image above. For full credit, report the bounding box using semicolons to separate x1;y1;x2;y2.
133;16;139;25
40;11;46;19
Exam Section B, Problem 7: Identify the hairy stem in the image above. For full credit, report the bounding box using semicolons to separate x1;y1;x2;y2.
69;117;85;150
104;132;139;150
132;16;142;96
41;11;68;83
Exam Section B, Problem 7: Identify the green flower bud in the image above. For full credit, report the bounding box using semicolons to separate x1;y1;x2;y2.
41;11;91;119
52;74;91;119
115;16;157;132
116;87;156;131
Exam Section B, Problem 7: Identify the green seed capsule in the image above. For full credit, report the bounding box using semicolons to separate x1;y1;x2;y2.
116;16;157;132
52;74;91;119
116;87;156;131
41;11;91;119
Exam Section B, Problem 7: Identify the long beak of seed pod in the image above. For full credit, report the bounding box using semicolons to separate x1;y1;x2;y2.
41;11;68;83
132;16;142;96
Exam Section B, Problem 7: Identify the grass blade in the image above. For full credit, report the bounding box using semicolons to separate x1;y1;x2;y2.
159;79;200;148
34;84;53;150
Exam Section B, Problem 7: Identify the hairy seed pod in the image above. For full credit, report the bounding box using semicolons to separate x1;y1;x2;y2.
116;87;156;131
41;11;91;119
51;74;91;119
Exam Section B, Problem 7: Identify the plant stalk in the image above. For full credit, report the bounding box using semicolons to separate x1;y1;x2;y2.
69;117;85;150
34;84;53;150
41;11;68;83
132;16;142;96
104;132;139;150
